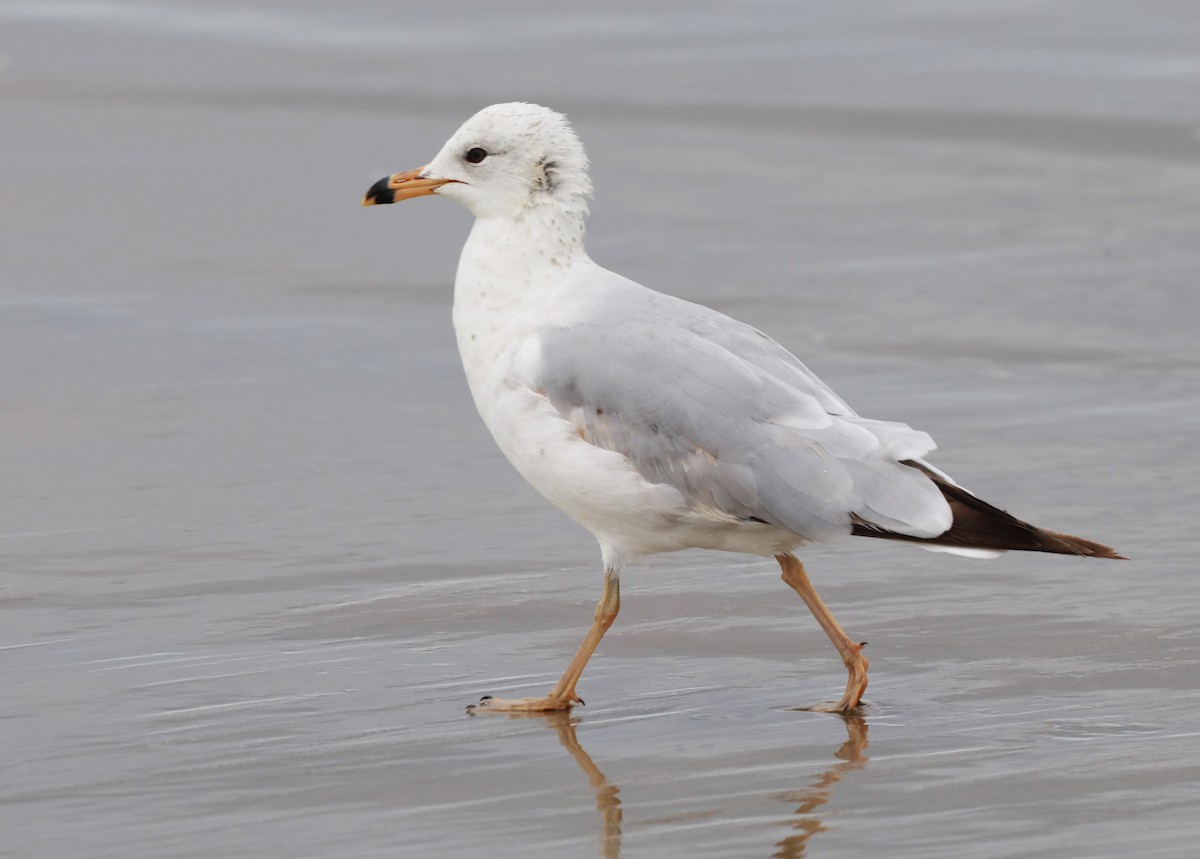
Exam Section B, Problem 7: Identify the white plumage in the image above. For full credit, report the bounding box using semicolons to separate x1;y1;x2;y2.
362;102;1119;715
428;104;955;566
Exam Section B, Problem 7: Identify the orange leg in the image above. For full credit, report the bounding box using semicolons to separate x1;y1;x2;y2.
776;554;868;713
469;570;620;713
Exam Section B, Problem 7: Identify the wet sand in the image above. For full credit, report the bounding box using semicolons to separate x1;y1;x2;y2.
3;3;1199;857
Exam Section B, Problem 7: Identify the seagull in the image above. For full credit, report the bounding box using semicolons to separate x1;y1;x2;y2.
362;103;1121;715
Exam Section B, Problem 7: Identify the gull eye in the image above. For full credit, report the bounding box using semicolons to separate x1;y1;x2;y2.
464;147;488;164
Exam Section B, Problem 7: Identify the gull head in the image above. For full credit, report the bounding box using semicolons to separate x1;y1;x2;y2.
363;102;592;220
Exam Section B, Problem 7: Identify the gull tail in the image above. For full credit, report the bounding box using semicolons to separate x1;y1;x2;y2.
850;461;1125;559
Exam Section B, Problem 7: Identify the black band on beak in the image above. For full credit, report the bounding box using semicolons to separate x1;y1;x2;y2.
363;175;397;206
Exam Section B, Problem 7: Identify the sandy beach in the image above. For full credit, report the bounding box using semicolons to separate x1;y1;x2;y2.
3;3;1199;856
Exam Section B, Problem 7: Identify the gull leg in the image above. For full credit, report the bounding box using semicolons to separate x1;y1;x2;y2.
470;569;620;713
776;554;869;714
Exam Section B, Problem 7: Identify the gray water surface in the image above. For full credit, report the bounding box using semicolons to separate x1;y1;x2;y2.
3;3;1199;857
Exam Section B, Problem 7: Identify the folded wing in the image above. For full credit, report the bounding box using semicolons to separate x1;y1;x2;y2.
533;285;953;544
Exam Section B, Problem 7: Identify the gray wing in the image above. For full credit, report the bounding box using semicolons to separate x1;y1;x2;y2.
535;286;951;542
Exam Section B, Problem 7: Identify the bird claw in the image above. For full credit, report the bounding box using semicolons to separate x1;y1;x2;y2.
465;693;581;715
465;695;493;715
791;700;867;716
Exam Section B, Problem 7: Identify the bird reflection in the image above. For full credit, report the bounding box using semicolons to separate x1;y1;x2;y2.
524;711;622;859
520;711;867;859
772;715;869;859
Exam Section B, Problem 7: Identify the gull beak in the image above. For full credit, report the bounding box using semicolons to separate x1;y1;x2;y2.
362;166;457;206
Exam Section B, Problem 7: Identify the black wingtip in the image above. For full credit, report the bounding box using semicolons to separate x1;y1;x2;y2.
850;460;1125;559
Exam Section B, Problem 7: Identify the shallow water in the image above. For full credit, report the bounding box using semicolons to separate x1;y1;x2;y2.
2;2;1199;857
